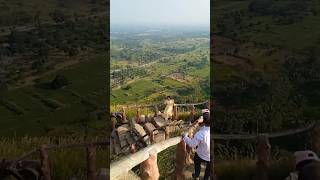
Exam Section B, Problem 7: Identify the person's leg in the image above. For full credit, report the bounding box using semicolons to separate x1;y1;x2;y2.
193;153;201;178
203;160;211;180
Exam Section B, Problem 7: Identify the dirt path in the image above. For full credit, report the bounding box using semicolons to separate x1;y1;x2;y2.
184;163;207;180
112;78;139;90
110;60;159;74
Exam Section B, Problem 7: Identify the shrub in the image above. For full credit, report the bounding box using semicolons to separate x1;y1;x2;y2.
0;99;24;115
50;75;69;89
41;98;64;109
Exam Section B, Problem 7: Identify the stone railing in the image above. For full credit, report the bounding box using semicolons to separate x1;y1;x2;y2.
110;137;187;180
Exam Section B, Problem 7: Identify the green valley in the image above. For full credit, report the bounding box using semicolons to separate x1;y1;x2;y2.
110;26;210;105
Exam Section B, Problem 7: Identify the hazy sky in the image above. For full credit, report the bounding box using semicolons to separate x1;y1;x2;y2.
111;0;210;26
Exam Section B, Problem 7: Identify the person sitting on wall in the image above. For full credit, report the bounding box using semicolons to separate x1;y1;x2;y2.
284;150;320;180
162;96;175;121
183;109;210;180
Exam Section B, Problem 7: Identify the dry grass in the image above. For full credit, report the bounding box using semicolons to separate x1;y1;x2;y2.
0;136;108;179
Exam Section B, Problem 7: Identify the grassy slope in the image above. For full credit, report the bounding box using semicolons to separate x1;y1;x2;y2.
212;0;320;179
0;1;108;178
1;53;106;136
213;0;320;113
0;0;96;24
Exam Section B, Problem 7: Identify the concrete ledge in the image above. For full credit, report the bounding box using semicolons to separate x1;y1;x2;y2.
110;137;182;179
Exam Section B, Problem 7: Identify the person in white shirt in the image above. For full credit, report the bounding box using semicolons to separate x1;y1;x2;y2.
284;150;320;180
183;109;210;180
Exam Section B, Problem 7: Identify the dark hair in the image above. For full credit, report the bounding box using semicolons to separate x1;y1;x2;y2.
298;162;320;180
296;160;315;171
203;112;210;126
166;96;171;99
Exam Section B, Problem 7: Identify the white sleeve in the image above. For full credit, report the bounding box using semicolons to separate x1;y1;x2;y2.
183;132;201;148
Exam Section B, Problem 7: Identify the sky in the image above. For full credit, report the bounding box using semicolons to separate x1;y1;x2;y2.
111;0;210;26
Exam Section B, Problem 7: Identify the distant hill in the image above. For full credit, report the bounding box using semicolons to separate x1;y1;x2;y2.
212;0;320;133
0;0;107;27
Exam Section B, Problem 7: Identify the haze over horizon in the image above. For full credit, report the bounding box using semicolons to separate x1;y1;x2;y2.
111;0;210;27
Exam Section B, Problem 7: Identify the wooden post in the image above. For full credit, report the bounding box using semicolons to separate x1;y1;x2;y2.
176;106;179;120
190;105;195;116
111;116;117;130
150;132;154;144
255;134;270;180
185;128;194;165
185;145;193;165
140;152;160;180
188;105;196;122
129;116;136;130
173;105;178;120
174;140;187;180
165;126;170;139
311;123;320;155
211;133;215;180
207;101;211;110
87;146;97;180
136;108;141;123
40;145;51;180
122;106;127;123
154;105;159;117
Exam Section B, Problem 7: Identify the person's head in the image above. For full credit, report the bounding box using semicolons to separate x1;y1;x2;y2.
202;111;210;127
206;100;213;110
295;151;320;171
298;162;320;180
166;96;171;100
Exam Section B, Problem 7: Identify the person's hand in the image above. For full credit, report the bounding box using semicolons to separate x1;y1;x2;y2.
181;132;188;138
197;116;204;124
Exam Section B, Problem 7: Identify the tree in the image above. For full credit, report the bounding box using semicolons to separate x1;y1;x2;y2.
50;10;66;23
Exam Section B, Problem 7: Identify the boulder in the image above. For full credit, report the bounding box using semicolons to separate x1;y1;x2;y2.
133;123;149;144
152;116;167;128
144;122;158;135
117;125;129;148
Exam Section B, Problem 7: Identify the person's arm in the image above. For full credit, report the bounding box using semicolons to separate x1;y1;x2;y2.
183;132;201;148
164;100;166;105
190;116;203;128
